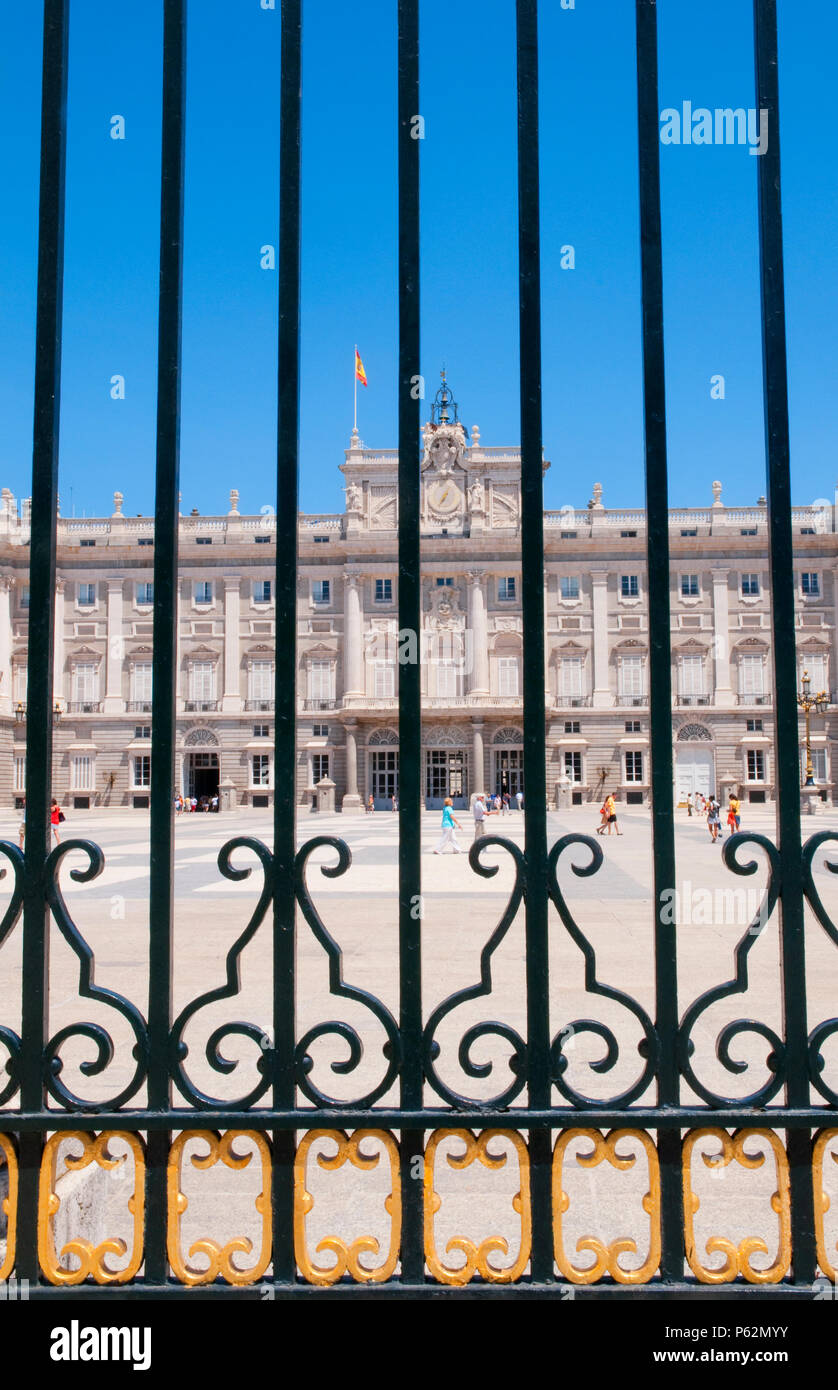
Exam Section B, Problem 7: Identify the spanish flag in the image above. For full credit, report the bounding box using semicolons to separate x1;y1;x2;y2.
355;347;368;387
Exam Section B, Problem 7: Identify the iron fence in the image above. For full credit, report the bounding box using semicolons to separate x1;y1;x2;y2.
0;0;836;1298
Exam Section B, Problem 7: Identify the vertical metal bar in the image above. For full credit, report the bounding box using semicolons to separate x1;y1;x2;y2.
273;0;302;1286
753;0;814;1284
515;0;552;1282
634;0;682;1283
147;0;187;1286
397;0;424;1285
18;0;69;1286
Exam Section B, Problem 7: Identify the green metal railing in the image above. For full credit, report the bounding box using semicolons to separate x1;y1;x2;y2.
0;0;835;1297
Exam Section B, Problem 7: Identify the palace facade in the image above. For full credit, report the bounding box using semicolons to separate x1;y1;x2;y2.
2;390;837;811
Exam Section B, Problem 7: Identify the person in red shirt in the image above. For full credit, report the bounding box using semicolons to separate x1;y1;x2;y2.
50;798;63;845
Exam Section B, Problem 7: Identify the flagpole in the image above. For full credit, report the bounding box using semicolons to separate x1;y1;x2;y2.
354;343;358;432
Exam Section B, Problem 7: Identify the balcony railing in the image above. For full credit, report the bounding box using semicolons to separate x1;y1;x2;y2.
302;698;338;711
555;695;592;708
675;694;711;707
245;699;275;711
184;700;218;712
67;701;102;713
127;700;153;712
737;693;772;706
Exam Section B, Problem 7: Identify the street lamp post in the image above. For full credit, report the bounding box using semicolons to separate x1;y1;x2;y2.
797;669;829;788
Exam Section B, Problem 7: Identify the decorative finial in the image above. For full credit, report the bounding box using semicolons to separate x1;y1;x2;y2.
431;368;460;428
591;482;603;509
712;479;723;506
113;491;123;516
229;488;239;515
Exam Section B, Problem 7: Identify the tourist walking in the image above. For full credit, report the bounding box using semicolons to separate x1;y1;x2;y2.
686;794;693;817
433;797;464;855
595;799;609;835
18;798;25;851
472;793;496;840
727;795;740;835
515;789;523;812
366;794;374;815
501;792;510;815
50;798;64;845
602;792;621;836
707;795;721;843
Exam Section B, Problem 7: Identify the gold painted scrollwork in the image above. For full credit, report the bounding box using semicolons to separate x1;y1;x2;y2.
683;1128;790;1284
552;1128;660;1284
814;1128;838;1282
424;1128;531;1285
38;1131;145;1285
167;1130;271;1286
0;1133;17;1281
294;1129;401;1285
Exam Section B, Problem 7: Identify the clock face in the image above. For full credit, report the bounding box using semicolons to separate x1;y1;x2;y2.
427;479;460;515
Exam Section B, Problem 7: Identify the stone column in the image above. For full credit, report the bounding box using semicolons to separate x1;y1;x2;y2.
222;576;243;711
711;568;734;707
591;571;611;707
343;571;364;697
468;570;489;695
342;719;361;810
544;572;552;701
471;718;485;797
53;578;65;707
103;578;125;712
0;577;13;714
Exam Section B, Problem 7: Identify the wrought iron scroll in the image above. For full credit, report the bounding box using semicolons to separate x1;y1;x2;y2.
422;836;527;1108
547;834;658;1107
0;842;24;1104
802;831;838;1104
677;833;784;1108
44;841;148;1110
294;836;401;1107
169;838;274;1109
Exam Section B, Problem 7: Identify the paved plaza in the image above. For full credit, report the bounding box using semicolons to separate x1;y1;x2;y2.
2;802;837;1281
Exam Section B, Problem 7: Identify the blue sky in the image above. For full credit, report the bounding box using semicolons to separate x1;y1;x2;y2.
1;0;835;518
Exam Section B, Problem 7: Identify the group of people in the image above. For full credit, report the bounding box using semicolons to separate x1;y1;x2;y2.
434;791;522;854
595;793;622;836
17;797;64;849
688;792;741;843
174;793;218;813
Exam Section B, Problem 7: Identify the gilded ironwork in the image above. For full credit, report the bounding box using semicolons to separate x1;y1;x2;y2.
813;1128;838;1282
802;832;838;1104
424;1129;531;1285
683;1128;791;1284
0;1132;18;1281
294;1129;401;1285
678;835;784;1107
38;1131;145;1285
552;1128;661;1284
422;837;527;1107
166;1130;272;1286
547;835;659;1105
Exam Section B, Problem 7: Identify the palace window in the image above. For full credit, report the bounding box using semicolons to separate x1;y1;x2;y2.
373;659;396;699
308;659;335;702
436;577;453;587
746;718;763;733
564;720;580;734
248;660;274;704
14;755;26;793
746;749;766;782
621;575;639;598
738;653;765;699
618;653;644;700
680;574;699;597
312;723;328;737
560;575;580;600
625;720;641;732
132;755;151;788
498;577;516;601
72;662;99;705
254;535;270;544
253;724;270;738
375;578;393;603
560;657;583;700
741;573;760;596
801;572;820;597
77;583;96;607
625;750;644;782
436;660;458;699
130;662;153;705
134;725;151;739
312;580;330;604
678;654;705;698
136;582;154;606
20;586;30;610
498;655;520;697
71;755;94;792
188;661;216;704
802;748;827;782
564;751;582;783
800;654;827;693
138;537;154;547
312;754;330;784
194;581;213;605
253;580;272;603
252;754;271;787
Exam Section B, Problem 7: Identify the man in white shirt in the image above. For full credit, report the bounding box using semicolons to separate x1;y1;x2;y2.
472;794;496;840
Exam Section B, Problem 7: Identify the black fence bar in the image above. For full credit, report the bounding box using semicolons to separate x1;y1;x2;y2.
273;0;302;1285
515;0;552;1284
397;0;423;1285
753;0;815;1285
147;0;187;1285
634;0;682;1284
18;0;69;1287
